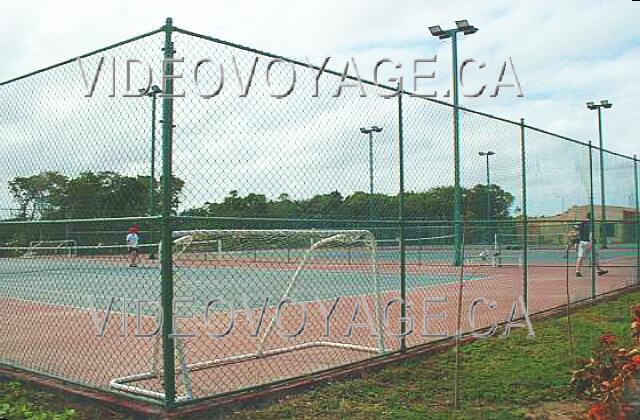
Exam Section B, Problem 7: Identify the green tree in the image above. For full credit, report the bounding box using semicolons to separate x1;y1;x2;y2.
62;172;149;218
8;171;184;220
301;191;344;218
8;171;68;220
465;184;514;220
269;193;297;218
180;184;514;223
342;191;370;218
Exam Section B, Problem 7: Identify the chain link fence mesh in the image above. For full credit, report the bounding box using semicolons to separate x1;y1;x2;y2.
0;20;638;408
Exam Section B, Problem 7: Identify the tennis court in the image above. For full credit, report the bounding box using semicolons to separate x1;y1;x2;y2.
0;226;637;402
170;231;639;266
2;232;635;319
0;232;489;400
0;243;485;312
0;234;635;400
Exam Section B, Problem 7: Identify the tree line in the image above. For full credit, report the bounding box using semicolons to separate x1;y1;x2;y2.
6;171;514;222
183;184;514;221
7;171;183;220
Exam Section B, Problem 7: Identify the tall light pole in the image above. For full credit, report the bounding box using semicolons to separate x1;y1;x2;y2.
140;85;163;259
429;20;479;266
479;151;496;215
360;126;383;221
587;100;613;249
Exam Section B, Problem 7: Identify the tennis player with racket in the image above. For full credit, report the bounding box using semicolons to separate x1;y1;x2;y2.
574;213;608;278
127;225;140;267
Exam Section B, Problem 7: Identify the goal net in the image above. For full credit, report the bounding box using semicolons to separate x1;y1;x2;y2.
23;240;77;258
111;229;387;401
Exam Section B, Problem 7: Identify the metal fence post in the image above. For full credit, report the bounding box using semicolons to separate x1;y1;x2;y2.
398;88;407;352
160;17;177;406
634;155;639;285
519;118;528;308
588;142;597;298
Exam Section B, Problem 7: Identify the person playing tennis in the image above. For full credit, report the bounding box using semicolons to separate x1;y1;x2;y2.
566;228;578;250
575;213;608;278
127;225;140;267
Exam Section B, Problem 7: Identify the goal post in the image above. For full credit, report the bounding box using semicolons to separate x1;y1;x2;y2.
111;229;387;401
24;240;77;258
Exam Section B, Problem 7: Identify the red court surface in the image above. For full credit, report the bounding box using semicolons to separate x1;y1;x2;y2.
0;255;636;402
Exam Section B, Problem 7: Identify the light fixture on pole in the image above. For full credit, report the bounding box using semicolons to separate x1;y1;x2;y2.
360;126;384;221
428;20;479;266
586;99;613;249
478;151;496;218
479;151;496;244
139;85;163;259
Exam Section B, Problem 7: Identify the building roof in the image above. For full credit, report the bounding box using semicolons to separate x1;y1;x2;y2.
532;204;638;221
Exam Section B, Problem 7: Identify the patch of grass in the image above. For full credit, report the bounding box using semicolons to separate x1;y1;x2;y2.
0;379;135;420
230;290;640;419
0;381;78;420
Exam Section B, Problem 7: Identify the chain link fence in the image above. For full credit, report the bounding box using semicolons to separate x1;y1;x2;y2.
1;18;638;407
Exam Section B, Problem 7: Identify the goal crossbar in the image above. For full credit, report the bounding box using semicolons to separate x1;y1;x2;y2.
111;229;387;401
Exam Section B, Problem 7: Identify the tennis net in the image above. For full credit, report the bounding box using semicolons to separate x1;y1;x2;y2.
0;243;157;275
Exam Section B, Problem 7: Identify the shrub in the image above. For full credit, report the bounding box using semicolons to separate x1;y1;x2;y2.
572;305;640;419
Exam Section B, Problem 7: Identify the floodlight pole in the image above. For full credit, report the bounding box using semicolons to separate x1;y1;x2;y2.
451;30;463;266
486;153;490;218
597;107;607;248
429;21;477;266
479;151;495;241
143;85;162;260
360;126;383;221
587;100;612;249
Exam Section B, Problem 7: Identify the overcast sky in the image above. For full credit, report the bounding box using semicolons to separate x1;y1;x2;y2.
0;0;638;217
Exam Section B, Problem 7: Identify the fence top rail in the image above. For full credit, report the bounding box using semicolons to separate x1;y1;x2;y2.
174;215;637;226
0;27;163;86
601;148;638;162
175;215;401;226
0;19;635;163
0;216;161;226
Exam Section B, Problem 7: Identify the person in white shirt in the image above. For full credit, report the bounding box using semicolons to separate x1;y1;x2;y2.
574;213;608;278
126;225;140;267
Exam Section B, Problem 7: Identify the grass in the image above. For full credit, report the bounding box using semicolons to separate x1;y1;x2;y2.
0;381;78;420
0;379;133;420
0;289;638;419
228;289;640;419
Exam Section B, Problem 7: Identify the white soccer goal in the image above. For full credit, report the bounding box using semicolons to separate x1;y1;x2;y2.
23;240;77;258
111;229;386;401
